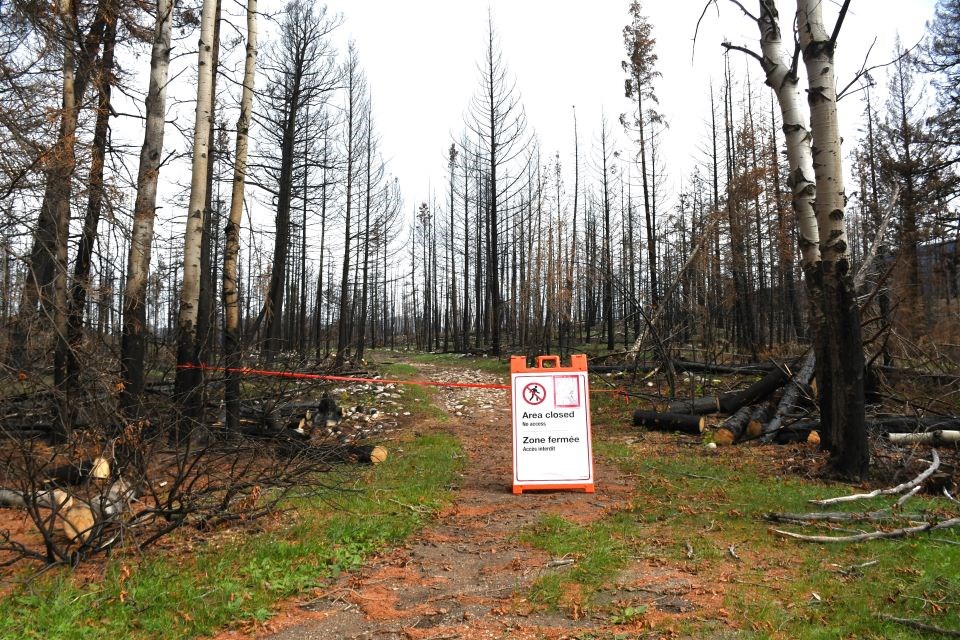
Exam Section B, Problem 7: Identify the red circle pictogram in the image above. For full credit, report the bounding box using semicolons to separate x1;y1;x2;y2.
522;382;546;405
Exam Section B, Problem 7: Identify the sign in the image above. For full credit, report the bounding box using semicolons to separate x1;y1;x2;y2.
510;355;594;494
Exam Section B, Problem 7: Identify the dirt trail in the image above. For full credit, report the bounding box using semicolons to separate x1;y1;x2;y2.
221;362;702;640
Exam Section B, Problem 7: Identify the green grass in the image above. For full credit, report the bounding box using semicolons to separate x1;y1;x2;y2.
369;349;510;375
0;432;463;640
520;512;637;609
519;412;960;638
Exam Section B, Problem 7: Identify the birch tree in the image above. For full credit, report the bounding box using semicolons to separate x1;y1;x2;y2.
120;0;174;415
797;0;868;477
175;0;219;434
723;0;867;477
222;0;257;432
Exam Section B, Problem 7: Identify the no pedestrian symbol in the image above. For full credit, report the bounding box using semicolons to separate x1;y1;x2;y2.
522;382;546;405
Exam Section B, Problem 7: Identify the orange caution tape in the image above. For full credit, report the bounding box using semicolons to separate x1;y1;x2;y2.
177;362;511;390
176;363;638;402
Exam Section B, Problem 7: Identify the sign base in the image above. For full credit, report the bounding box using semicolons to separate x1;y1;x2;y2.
512;483;595;495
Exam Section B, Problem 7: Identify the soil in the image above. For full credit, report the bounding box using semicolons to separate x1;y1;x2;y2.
208;361;725;640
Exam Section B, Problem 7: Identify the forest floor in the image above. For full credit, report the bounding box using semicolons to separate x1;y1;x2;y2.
206;355;960;640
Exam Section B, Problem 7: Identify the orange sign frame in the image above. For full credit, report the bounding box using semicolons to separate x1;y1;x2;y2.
510;354;595;495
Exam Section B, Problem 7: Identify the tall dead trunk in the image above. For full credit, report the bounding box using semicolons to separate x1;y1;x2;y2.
356;109;373;361
174;0;219;438
222;0;256;432
65;8;117;390
335;47;363;368
196;0;222;369
11;0;109;376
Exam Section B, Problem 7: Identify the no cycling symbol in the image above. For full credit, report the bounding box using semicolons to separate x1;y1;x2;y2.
522;382;546;405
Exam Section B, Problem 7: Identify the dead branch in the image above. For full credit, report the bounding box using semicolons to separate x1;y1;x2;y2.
810;450;940;505
877;615;960;638
765;510;929;524
762;351;816;438
853;184;899;290
774;517;960;543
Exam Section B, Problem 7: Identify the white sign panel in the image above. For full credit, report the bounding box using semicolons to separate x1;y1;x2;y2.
511;370;594;490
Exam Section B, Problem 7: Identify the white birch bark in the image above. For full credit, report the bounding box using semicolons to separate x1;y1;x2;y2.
795;0;867;477
756;0;820;269
175;0;218;398
796;0;849;266
222;0;257;430
120;0;173;409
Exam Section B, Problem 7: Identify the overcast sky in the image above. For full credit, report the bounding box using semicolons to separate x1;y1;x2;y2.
316;0;937;213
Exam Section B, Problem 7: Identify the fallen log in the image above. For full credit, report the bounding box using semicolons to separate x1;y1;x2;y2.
633;410;705;434
591;360;776;376
870;416;960;434
888;431;960;446
669;363;790;415
762;352;816;437
771;425;820;446
774;517;960;543
281;440;388;464
745;401;776;440
346;444;388;465
766;509;928;524
0;488;73;510
715;406;752;446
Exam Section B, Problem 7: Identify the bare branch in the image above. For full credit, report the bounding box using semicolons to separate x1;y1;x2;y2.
722;41;764;65
774;517;960;543
838;38;921;101
853;183;899;289
877;615;960;638
725;0;758;21
693;0;719;63
810;450;940;505
829;0;851;50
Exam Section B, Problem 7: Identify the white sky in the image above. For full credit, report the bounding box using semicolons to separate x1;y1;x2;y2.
316;0;937;211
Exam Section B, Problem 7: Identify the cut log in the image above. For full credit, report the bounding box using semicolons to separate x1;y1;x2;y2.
368;445;388;464
669;363;791;415
668;396;721;415
633;410;705;434
771;425;820;445
887;431;960;446
62;504;95;543
342;444;388;464
46;456;112;486
762;352;816;438
715;406;753;446
746;401;776;440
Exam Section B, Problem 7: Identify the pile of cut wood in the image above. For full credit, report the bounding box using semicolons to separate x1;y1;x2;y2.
633;353;960;448
633;353;816;445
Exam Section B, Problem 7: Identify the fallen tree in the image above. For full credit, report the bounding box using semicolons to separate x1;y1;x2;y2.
768;449;959;543
887;431;960;446
761;352;816;438
668;362;791;416
633;410;705;435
